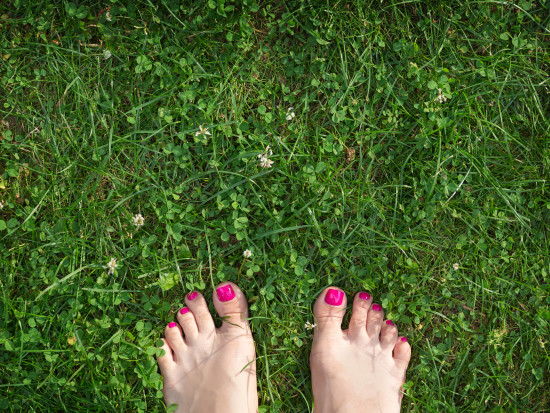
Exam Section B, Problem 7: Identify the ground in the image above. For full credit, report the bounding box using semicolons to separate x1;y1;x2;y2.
0;1;549;411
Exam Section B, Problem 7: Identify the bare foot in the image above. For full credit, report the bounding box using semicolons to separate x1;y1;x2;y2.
157;282;258;413
310;287;412;413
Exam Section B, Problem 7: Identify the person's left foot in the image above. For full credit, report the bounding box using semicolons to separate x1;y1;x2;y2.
157;282;258;413
310;287;411;413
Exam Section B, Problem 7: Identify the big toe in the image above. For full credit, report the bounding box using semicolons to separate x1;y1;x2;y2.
213;282;250;333
313;287;347;333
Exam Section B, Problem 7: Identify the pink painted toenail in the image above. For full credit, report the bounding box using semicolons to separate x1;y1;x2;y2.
168;322;177;328
359;292;371;300
386;320;394;325
180;307;189;315
372;304;382;311
187;291;198;300
325;289;344;306
401;337;407;342
216;284;235;302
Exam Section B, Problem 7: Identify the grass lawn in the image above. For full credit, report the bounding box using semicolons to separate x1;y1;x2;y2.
1;0;549;411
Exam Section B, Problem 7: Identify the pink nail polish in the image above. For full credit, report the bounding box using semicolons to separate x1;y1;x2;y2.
386;320;394;325
372;304;382;311
401;337;407;342
168;322;177;328
180;307;189;315
325;289;344;306
359;292;371;300
216;284;235;302
187;291;198;300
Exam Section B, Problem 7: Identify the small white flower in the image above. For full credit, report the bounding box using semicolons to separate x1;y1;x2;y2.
286;107;296;121
259;155;274;168
105;258;118;275
103;49;112;60
243;249;252;259
258;145;274;168
195;125;211;137
132;213;145;229
453;263;459;270
435;88;448;104
0;201;3;209
105;11;112;22
305;321;317;331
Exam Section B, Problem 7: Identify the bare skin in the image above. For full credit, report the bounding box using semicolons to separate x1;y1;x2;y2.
157;284;411;413
310;287;412;413
157;282;258;413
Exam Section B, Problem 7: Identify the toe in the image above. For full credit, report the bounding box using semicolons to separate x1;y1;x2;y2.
348;292;372;339
393;336;412;371
313;287;347;333
164;322;186;356
177;307;199;340
185;291;216;335
213;282;250;332
157;338;176;374
380;319;398;351
366;302;384;341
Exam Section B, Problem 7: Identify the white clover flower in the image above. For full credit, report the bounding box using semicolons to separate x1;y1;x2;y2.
105;258;118;275
195;124;211;138
305;321;317;331
286;107;296;121
258;145;274;168
258;155;274;168
103;49;112;60
105;11;112;21
453;263;459;270
243;249;252;259
132;213;145;229
435;88;448;104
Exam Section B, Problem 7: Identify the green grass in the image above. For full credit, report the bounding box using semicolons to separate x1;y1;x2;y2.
1;0;549;411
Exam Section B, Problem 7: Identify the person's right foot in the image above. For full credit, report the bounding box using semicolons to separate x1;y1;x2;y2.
310;287;412;413
157;282;258;413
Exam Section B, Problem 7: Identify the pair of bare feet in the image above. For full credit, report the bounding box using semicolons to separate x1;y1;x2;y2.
157;282;412;412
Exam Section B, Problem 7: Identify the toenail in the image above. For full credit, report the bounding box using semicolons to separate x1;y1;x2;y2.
401;337;407;342
359;292;371;300
386;320;394;325
325;289;344;306
372;304;382;311
216;284;235;302
168;322;178;328
180;307;189;315
187;291;198;300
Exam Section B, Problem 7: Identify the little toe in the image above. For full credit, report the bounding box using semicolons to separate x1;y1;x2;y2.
313;287;347;333
177;307;199;340
380;319;398;351
348;292;372;339
366;302;385;341
393;336;412;371
157;338;176;374
213;282;250;332
185;291;216;335
164;322;186;355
